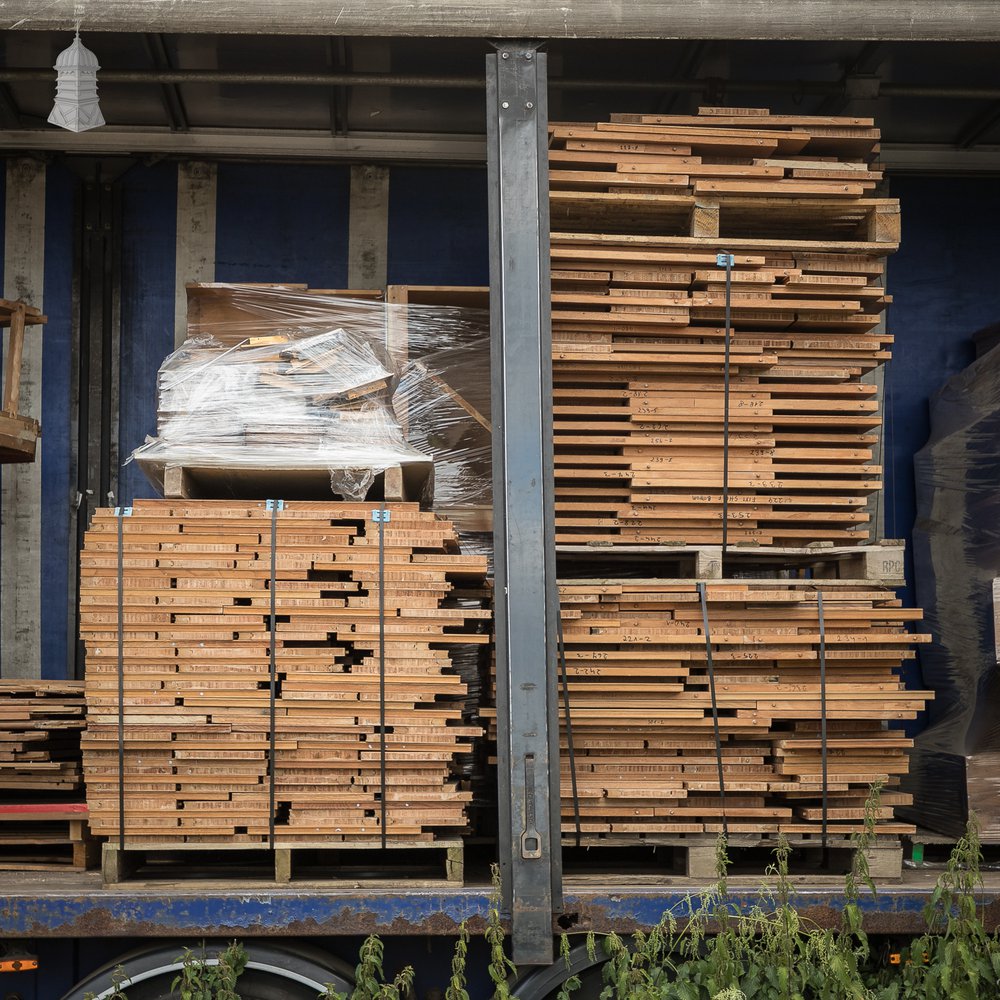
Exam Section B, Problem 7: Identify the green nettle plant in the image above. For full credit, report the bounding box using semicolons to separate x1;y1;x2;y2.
487;862;519;1000
84;943;249;1000
171;941;248;1000
83;963;130;1000
563;783;1000;1000
445;920;472;1000
865;818;1000;1000
554;930;591;1000
348;935;415;1000
80;788;1000;1000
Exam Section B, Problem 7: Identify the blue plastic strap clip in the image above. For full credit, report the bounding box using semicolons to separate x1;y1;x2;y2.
371;509;392;523
265;499;285;511
113;506;132;517
716;252;735;268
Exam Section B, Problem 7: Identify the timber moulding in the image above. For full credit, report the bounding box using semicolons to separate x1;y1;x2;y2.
4;1;1000;40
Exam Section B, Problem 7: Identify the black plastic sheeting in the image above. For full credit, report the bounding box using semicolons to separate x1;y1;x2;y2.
906;331;1000;839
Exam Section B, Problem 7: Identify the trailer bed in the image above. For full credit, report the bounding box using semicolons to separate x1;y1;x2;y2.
2;868;998;938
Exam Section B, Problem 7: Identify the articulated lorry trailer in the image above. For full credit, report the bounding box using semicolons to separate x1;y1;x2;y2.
2;5;1000;997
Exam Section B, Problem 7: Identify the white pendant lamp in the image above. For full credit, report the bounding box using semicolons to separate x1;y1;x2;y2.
48;32;105;133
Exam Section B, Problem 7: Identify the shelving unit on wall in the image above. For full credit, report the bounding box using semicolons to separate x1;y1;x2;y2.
0;298;46;464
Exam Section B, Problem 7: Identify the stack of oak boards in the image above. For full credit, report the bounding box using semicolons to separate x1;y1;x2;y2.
550;107;895;547
549;107;894;240
0;681;86;796
542;107;929;848
79;500;489;844
550;580;931;837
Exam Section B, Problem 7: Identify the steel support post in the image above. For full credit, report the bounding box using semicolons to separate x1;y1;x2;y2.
486;40;560;966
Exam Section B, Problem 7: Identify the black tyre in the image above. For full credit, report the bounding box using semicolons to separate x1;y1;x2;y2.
61;940;354;1000
513;942;607;1000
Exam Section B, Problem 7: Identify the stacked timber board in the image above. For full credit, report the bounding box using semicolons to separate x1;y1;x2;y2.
0;682;85;795
79;500;489;844
549;108;893;240
0;682;92;870
539;581;930;838
545;109;927;846
550;107;895;546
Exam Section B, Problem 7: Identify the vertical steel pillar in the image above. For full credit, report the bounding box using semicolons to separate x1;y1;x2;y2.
486;40;560;966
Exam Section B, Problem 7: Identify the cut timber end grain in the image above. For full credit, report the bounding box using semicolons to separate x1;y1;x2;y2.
0;682;86;796
80;500;489;845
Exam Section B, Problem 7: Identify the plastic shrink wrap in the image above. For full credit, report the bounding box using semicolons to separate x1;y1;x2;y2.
905;335;1000;839
128;284;492;509
394;301;491;516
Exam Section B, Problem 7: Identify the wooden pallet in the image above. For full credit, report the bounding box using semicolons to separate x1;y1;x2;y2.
557;540;906;584
551;190;897;246
102;837;463;886
0;803;98;871
0;297;46;464
79;500;489;846
564;833;902;881
903;831;1000;871
548;108;896;247
154;460;432;504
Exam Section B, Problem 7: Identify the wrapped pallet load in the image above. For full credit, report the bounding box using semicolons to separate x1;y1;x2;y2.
128;283;491;512
81;284;494;882
907;332;1000;840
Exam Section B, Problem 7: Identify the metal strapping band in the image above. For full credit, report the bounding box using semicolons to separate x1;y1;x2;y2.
720;251;733;557
116;507;127;849
698;581;728;840
557;614;581;848
377;505;388;850
268;501;279;848
818;590;829;849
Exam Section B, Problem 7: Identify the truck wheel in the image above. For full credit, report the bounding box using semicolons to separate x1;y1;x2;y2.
60;940;354;1000
513;942;606;1000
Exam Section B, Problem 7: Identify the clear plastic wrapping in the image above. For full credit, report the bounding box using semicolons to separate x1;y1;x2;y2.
394;361;491;508
386;292;490;511
128;284;492;507
906;337;1000;839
